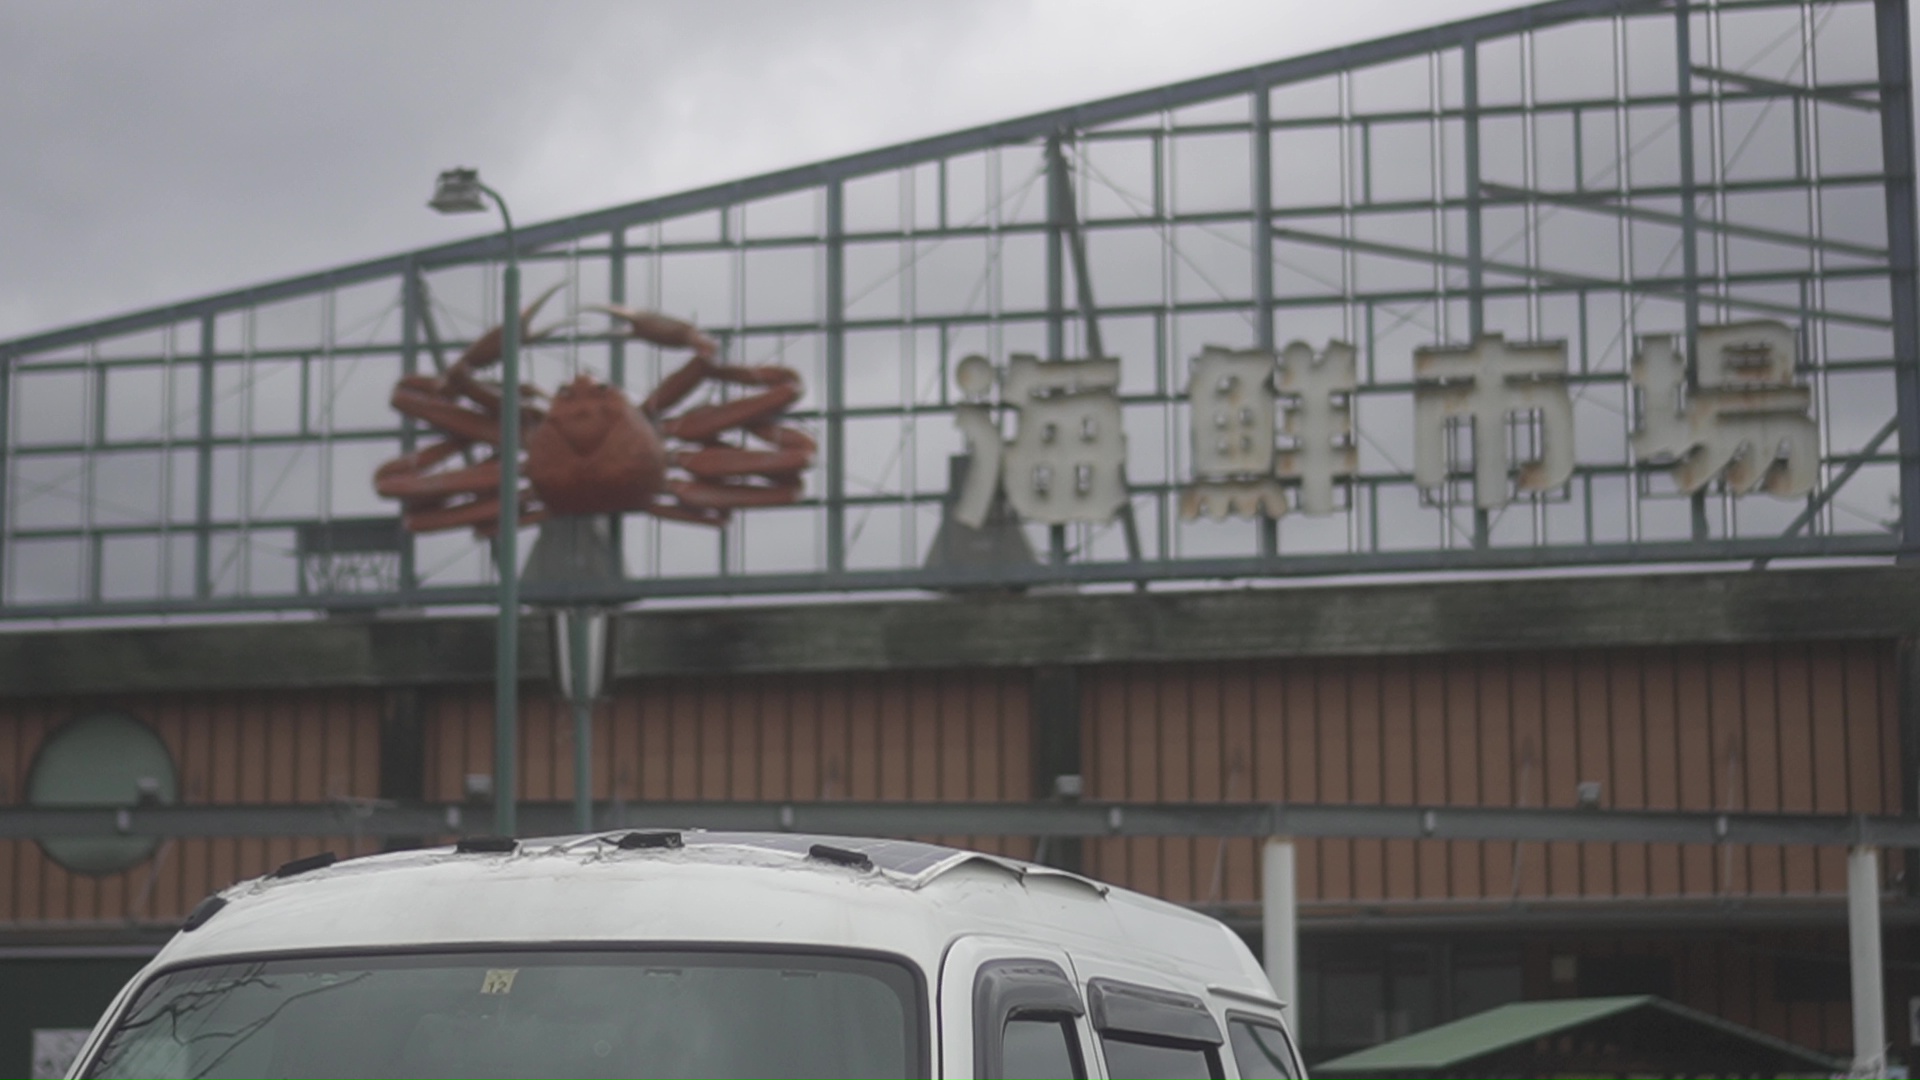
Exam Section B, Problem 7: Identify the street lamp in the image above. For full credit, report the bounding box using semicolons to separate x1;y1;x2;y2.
430;167;523;837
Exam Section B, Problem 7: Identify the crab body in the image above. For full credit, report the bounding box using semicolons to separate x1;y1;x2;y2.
523;375;669;515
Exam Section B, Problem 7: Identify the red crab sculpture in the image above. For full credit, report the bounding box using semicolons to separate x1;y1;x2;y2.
373;290;814;534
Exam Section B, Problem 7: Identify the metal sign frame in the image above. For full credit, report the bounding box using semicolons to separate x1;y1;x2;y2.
1;0;1913;619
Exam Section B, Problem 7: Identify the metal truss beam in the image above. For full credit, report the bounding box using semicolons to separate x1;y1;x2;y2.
1479;181;1889;260
1876;0;1920;562
5;800;1919;849
1273;226;1893;328
1691;64;1880;112
1778;414;1901;542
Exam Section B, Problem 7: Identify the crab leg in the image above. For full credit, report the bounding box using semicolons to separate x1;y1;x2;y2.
672;445;811;481
390;385;505;445
441;371;548;425
374;457;504;502
404;492;547;536
644;498;731;527
595;305;720;360
660;383;802;443
373;438;471;486
667;477;803;509
453;282;567;372
748;420;817;454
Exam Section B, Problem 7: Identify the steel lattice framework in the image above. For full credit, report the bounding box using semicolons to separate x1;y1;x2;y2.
1;0;1914;619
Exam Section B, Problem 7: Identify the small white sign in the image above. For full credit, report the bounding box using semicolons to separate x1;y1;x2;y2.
32;1028;90;1080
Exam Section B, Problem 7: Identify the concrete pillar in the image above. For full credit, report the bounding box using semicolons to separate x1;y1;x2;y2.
1262;838;1298;1008
1849;845;1886;1076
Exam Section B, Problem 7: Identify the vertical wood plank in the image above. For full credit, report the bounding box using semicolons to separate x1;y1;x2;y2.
1509;652;1549;898
820;673;853;801
1842;642;1891;814
1000;671;1033;860
1672;647;1716;895
1348;656;1387;902
1124;666;1164;898
1189;662;1226;904
1410;656;1449;898
1574;652;1614;897
1640;648;1682;895
728;677;760;800
1706;646;1749;896
1161;664;1196;903
1602;651;1646;897
1316;660;1354;904
1807;643;1850;891
1081;671;1116;883
1539;650;1580;896
1477;654;1515;901
1443;658;1481;899
758;676;790;802
1379;657;1417;901
790;674;821;802
1281;660;1321;904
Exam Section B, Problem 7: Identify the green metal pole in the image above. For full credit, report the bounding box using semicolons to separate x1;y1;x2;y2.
569;610;593;833
489;186;521;838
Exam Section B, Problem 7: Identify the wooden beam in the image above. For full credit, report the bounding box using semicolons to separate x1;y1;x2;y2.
2;565;1917;696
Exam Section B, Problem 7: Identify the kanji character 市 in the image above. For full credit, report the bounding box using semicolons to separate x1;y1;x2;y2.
1412;334;1575;510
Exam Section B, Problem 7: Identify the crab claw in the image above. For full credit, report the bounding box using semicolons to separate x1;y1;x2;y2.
452;281;567;371
594;304;719;361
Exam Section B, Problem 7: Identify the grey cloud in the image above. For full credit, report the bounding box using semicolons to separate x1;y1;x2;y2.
1;0;1543;342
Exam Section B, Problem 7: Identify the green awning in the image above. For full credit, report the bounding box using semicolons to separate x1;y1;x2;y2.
1312;995;1845;1078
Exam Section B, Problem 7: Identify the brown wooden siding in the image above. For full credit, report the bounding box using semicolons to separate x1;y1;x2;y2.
1080;642;1903;904
0;641;1900;925
0;689;382;924
424;668;1034;857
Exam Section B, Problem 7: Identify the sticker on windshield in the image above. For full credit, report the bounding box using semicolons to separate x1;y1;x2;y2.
480;968;518;994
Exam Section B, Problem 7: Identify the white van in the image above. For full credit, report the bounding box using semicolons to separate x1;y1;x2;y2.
67;831;1305;1079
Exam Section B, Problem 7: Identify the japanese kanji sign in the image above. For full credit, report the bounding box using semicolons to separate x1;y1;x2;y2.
1181;341;1356;520
1412;334;1575;511
952;353;1128;528
1631;320;1818;497
952;320;1820;531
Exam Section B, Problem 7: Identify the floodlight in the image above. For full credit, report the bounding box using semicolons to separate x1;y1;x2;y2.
429;167;488;214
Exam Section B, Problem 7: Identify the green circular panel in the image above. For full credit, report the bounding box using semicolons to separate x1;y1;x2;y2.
28;712;178;875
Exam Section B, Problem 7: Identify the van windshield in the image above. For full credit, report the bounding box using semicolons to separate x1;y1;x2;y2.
85;948;924;1079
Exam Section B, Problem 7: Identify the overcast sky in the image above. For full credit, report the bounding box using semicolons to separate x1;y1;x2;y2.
0;0;1594;343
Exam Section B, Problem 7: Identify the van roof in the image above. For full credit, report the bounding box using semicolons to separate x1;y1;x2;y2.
150;831;1272;1000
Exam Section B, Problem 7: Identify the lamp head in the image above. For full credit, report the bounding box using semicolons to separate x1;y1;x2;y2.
429;168;488;214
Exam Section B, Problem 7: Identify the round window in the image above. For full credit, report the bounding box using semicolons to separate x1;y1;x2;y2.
28;711;178;874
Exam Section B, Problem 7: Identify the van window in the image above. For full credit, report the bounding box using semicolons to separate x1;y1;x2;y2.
1099;1034;1221;1080
1002;1018;1083;1079
84;948;925;1079
1226;1018;1299;1079
972;959;1087;1079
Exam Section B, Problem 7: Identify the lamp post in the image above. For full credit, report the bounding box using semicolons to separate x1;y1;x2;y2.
430;167;522;837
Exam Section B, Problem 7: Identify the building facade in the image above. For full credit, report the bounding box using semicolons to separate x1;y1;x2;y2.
3;0;1918;1074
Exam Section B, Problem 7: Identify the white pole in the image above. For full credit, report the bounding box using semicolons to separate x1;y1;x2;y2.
1262;837;1298;1009
1848;845;1886;1077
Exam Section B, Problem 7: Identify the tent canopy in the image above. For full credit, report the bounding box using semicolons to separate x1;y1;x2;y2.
1312;995;1845;1078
